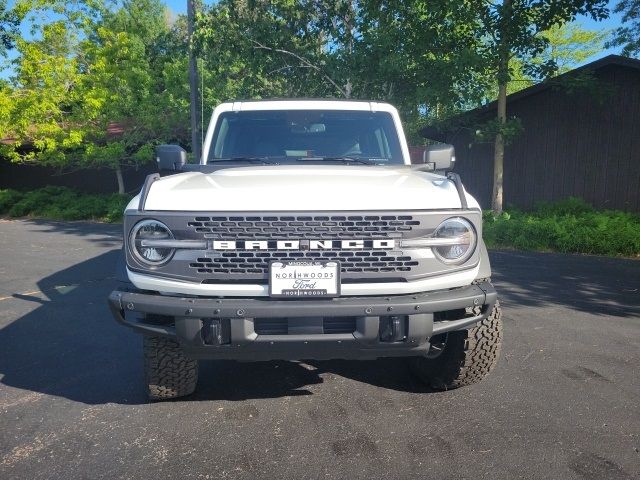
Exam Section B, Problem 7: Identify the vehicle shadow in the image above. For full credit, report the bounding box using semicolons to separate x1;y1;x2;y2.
0;249;145;405
192;357;433;402
0;248;430;405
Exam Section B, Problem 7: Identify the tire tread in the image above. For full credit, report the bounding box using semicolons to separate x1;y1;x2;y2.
412;300;503;389
143;335;198;400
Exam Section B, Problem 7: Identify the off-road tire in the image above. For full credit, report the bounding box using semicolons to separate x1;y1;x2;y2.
143;335;198;400
411;301;502;390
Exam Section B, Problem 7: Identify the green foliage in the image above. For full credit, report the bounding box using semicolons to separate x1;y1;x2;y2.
608;0;640;56
0;186;131;222
0;188;25;212
483;198;640;256
193;0;495;129
475;0;609;83
2;0;614;202
474;117;524;145
2;0;187;192
494;22;607;96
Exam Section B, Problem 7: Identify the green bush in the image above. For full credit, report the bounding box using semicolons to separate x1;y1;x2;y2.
483;198;640;257
0;186;131;223
0;189;25;212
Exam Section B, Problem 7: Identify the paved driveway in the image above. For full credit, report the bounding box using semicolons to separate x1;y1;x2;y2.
1;219;638;480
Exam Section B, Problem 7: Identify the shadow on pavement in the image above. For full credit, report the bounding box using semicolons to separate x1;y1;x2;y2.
490;250;640;317
192;357;432;402
25;218;122;247
0;248;429;405
0;250;145;405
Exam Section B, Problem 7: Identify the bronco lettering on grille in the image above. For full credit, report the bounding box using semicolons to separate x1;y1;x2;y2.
211;239;396;250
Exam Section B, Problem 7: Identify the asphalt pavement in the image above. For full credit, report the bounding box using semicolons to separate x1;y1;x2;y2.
0;219;639;480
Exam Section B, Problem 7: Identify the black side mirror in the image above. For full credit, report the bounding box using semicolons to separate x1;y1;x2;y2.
423;143;455;171
156;144;187;172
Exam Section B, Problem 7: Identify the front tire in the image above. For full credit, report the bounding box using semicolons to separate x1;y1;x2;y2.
143;335;199;400
412;301;503;390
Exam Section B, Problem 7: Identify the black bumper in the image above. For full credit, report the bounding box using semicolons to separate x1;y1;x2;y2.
107;282;497;361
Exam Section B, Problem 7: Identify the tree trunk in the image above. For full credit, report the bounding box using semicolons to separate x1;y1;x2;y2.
187;0;201;162
115;164;125;195
492;0;511;215
492;81;507;214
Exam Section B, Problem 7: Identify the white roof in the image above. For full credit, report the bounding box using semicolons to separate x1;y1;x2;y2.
223;99;396;113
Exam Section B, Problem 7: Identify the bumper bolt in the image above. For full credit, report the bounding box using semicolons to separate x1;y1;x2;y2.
387;306;393;312
126;302;135;311
236;309;245;317
473;298;479;305
415;305;420;311
185;308;193;315
214;309;221;315
365;307;372;314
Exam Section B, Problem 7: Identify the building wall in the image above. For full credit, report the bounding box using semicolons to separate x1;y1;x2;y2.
445;64;640;212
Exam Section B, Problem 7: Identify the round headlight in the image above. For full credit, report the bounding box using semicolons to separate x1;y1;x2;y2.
130;219;174;266
432;217;476;264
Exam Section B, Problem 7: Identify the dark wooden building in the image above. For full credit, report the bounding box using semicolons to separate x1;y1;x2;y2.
422;55;640;212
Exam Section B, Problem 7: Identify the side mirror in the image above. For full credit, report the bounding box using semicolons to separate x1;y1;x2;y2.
423;143;455;171
156;144;187;172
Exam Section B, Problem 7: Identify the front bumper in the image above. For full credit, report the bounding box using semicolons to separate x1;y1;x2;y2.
107;282;497;361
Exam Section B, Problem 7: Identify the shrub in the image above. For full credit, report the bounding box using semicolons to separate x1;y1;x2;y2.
483;198;640;257
0;187;131;223
0;189;25;212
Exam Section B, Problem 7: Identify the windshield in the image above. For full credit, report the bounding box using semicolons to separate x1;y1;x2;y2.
207;109;404;165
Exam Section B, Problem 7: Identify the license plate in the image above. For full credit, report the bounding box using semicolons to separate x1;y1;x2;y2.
269;261;340;298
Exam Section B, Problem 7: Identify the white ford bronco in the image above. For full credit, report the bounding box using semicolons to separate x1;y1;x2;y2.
108;99;502;400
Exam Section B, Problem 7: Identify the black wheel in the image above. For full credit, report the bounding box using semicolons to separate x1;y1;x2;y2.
143;335;199;400
412;301;503;390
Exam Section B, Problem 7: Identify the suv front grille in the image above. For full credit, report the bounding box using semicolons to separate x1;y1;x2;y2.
187;215;420;239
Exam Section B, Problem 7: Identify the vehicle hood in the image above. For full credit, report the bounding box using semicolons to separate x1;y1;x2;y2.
140;165;478;211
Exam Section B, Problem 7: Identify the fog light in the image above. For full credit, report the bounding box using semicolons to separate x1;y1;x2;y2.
379;315;407;342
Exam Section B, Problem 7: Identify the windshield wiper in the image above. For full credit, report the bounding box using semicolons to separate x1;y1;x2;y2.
212;157;276;164
296;156;373;165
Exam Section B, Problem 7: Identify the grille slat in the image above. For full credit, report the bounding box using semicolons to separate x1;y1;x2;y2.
187;215;418;239
254;318;356;335
188;249;416;275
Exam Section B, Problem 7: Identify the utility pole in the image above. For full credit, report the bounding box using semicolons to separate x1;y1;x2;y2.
187;0;201;162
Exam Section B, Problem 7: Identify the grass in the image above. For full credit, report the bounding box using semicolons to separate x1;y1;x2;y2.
1;188;638;257
0;186;131;223
483;198;640;257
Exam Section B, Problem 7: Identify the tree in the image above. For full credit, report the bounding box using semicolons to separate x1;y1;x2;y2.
80;0;182;192
473;0;609;214
608;0;640;56
1;20;84;165
1;0;188;193
504;22;607;95
195;0;347;101
353;0;495;139
194;0;493;141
